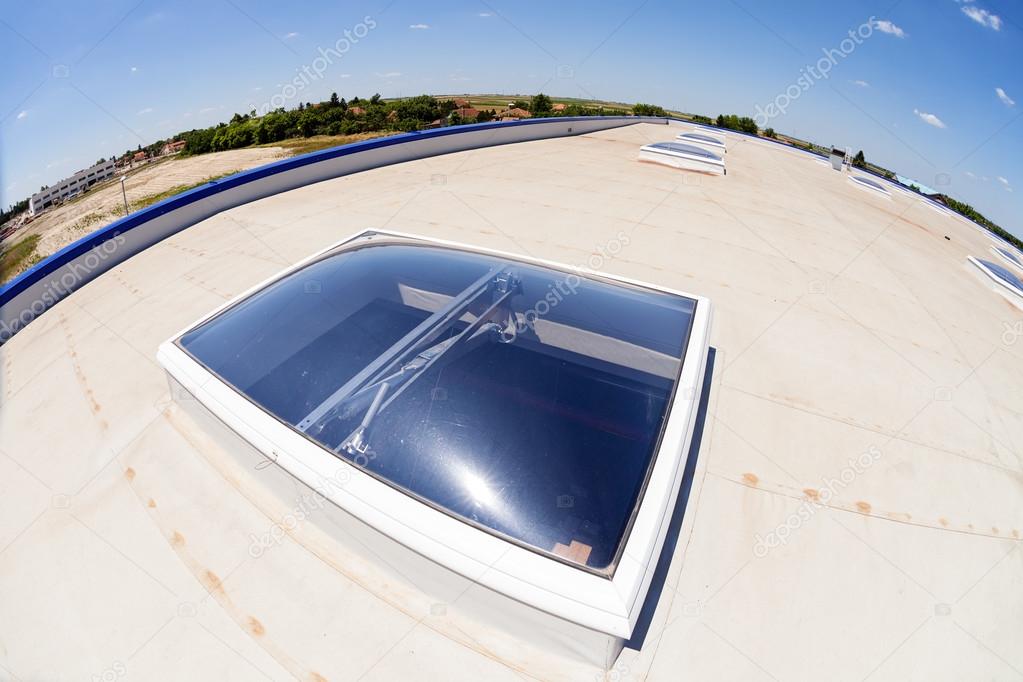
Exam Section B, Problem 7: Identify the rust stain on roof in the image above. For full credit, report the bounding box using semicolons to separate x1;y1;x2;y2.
246;616;265;636
742;472;759;486
856;501;872;514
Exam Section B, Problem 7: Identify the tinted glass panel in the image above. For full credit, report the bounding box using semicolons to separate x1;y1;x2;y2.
180;240;696;572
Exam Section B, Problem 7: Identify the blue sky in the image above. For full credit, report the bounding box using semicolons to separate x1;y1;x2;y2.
2;0;1020;235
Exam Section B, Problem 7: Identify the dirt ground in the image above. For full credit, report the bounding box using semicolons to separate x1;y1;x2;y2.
3;146;287;282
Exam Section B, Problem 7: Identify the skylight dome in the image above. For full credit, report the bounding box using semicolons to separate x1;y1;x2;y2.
991;245;1023;272
157;230;713;649
675;131;727;153
849;174;891;197
638;142;726;175
969;256;1023;304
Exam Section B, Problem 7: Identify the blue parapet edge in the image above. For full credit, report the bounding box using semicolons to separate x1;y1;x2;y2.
3;114;1002;315
0;115;654;307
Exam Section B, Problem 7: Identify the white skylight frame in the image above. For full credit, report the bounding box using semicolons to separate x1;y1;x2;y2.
156;229;713;639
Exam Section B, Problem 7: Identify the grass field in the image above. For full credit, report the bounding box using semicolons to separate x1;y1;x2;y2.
0;234;41;282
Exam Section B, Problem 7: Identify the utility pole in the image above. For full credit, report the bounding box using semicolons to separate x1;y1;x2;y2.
120;176;129;216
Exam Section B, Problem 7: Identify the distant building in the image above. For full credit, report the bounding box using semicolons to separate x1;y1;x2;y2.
552;103;567;111
349;106;366;116
161;140;186;155
453;107;480;121
453;98;470;107
499;108;532;120
29;159;117;216
133;151;147;163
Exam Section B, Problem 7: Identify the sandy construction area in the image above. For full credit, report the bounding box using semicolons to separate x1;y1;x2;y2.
4;147;286;282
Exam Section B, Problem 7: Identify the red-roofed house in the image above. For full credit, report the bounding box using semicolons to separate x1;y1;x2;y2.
498;108;532;120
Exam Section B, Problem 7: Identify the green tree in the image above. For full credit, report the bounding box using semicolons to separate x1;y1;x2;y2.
852;150;866;167
633;103;666;116
330;92;340;107
763;128;776;139
530;93;553;115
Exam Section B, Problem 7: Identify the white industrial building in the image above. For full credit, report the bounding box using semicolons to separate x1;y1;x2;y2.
28;159;117;216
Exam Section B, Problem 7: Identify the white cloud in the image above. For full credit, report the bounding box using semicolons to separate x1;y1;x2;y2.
914;108;947;128
130;66;138;73
283;31;299;39
16;110;28;120
338;73;351;78
851;79;870;87
409;23;430;29
996;87;1015;107
198;105;221;114
965;171;976;179
961;6;1002;29
376;71;401;78
998;176;1010;186
872;19;906;37
137;107;154;115
478;12;493;17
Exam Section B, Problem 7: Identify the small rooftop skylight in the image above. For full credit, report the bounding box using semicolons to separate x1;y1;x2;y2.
992;246;1023;269
639;142;726;175
970;257;1023;302
675;132;727;152
849;174;891;196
